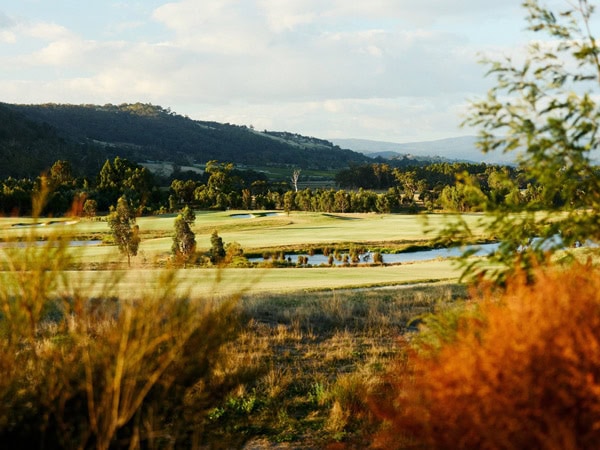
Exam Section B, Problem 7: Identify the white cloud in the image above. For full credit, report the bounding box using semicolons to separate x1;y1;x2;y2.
256;0;322;32
0;0;533;141
255;0;518;28
153;0;270;54
0;30;16;43
175;95;470;143
26;22;72;40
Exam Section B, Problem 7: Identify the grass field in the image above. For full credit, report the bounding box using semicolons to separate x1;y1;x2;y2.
58;261;460;299
0;210;488;249
0;210;482;447
0;210;486;293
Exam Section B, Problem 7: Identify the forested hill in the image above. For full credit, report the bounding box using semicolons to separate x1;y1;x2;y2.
1;102;369;178
0;103;113;178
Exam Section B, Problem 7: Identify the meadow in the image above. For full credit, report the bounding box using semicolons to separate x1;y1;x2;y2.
4;209;596;448
0;210;487;448
0;210;488;295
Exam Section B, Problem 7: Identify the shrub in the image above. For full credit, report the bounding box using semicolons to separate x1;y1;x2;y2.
371;263;600;449
372;252;383;265
0;226;253;449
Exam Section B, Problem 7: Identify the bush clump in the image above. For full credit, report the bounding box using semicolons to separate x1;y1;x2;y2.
0;231;253;449
371;263;600;449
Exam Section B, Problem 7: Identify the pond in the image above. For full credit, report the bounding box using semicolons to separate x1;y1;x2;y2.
250;242;500;265
10;220;80;228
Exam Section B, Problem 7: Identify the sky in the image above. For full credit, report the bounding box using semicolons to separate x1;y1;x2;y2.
0;0;551;143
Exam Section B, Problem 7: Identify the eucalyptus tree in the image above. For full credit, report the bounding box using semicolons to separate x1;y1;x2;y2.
108;196;140;267
172;206;196;266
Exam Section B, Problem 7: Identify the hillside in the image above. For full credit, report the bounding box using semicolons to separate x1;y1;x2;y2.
331;136;517;165
0;104;113;178
1;102;369;178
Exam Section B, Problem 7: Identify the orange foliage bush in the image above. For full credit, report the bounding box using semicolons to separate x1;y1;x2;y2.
371;263;600;449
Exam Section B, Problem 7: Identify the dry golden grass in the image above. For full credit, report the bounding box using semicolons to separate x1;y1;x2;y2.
0;226;255;449
204;284;467;448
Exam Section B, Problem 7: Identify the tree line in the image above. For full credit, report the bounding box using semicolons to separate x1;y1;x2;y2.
0;156;560;217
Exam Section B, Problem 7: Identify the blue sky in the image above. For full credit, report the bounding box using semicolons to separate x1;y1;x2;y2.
0;0;550;143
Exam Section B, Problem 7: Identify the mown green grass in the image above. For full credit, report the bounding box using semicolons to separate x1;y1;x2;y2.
0;210;489;250
59;260;461;298
0;211;485;293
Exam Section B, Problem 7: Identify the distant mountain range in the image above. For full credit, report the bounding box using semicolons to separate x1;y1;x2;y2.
331;136;516;165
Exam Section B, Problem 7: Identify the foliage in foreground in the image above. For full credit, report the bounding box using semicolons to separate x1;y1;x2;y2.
0;229;254;449
371;262;600;449
445;0;600;283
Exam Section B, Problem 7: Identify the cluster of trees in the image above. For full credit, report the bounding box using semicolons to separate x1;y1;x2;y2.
0;157;160;216
0;157;287;217
170;161;283;211
170;160;550;214
1;152;556;217
108;197;235;268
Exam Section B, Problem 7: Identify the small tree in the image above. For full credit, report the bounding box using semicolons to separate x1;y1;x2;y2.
172;206;196;266
108;196;140;267
373;252;384;265
210;230;226;265
83;199;97;218
49;160;74;187
224;241;245;266
283;191;295;215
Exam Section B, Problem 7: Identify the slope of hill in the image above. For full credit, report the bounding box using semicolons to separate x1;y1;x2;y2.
2;103;369;178
331;136;516;164
0;103;112;178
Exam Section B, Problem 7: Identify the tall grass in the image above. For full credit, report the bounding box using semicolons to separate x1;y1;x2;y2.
0;224;254;449
371;262;600;449
202;284;466;447
0;193;470;447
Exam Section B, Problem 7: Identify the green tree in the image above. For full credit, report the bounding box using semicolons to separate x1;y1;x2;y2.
49;160;74;186
108;196;140;267
334;190;350;213
98;157;154;211
205;160;243;197
210;230;226;265
283;191;295;215
83;198;97;218
446;0;600;282
172;206;196;266
437;174;486;213
224;241;245;266
170;179;197;206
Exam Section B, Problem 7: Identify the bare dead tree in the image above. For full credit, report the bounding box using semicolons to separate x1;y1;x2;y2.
291;169;301;192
